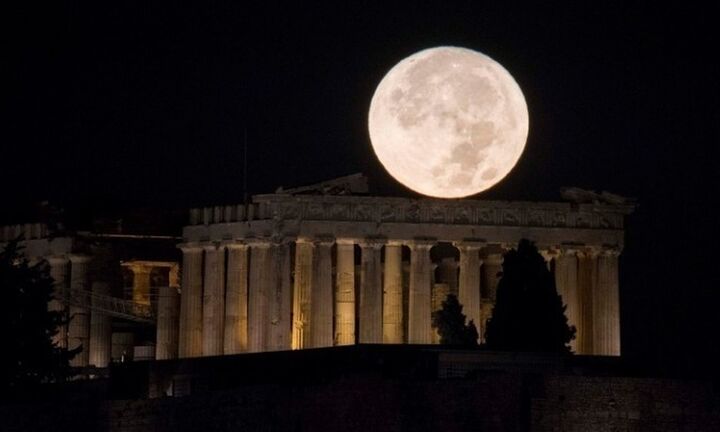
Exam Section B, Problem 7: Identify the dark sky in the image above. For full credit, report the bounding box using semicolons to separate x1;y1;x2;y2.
4;3;719;376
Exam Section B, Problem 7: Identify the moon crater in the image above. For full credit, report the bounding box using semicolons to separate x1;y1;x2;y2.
368;46;529;198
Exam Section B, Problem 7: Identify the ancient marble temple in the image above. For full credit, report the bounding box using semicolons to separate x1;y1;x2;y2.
175;181;634;358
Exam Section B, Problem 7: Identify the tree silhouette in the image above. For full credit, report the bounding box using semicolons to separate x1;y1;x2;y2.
485;239;575;353
0;238;77;394
432;294;479;346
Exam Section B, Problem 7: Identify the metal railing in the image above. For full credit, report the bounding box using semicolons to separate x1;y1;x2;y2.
58;289;156;324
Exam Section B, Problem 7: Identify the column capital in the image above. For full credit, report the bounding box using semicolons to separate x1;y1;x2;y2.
453;239;486;250
538;249;555;262
335;238;356;246
123;262;153;275
576;246;601;259
223;240;249;250
313;235;335;247
295;236;316;246
358;237;386;249
599;245;622;257
202;243;226;252
483;252;504;265
386;239;404;247
245;237;273;248
68;254;92;264
407;238;436;250
46;255;69;265
557;244;580;256
177;242;204;254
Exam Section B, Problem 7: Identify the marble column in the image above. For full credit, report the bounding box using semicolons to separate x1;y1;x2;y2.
311;237;334;348
335;239;356;345
224;243;249;354
408;240;434;344
248;240;271;353
268;240;293;351
292;239;314;350
68;255;92;367
555;248;580;353
156;283;180;360
577;248;598;355
594;248;621;356
383;241;404;344
128;264;152;306
482;252;503;303
359;239;384;344
89;281;112;367
178;245;203;358
202;245;225;356
46;256;69;349
456;241;483;337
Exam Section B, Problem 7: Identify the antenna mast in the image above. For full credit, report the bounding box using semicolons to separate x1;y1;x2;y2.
243;126;249;208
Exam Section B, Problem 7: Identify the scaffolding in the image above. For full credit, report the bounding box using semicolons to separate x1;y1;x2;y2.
58;289;156;324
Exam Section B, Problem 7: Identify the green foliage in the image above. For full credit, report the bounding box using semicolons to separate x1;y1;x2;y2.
0;238;77;393
485;239;576;353
431;294;479;347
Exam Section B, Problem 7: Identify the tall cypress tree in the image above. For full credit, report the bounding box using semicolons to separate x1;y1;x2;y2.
485;239;575;353
0;238;77;395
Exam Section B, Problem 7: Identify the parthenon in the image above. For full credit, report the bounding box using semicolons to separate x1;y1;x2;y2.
0;180;634;367
178;189;633;357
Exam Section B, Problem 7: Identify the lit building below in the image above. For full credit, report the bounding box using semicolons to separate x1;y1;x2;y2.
0;175;634;367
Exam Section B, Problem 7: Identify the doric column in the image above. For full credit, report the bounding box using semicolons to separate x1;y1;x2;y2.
156;283;180;360
594;248;621;356
359;239;384;344
432;280;450;344
555;247;580;353
310;237;334;348
46;256;69;349
456;241;484;336
577;248;599;355
248;240;271;353
178;245;203;358
408;240;434;344
89;281;112;367
292;239;314;350
539;248;554;271
224;243;249;354
335;239;356;345
482;252;503;302
127;264;152;306
267;239;293;351
383;241;404;344
68;254;92;367
202;245;226;356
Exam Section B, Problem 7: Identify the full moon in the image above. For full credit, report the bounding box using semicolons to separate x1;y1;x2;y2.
368;46;529;198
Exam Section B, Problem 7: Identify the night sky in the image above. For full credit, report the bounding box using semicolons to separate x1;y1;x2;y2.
5;3;719;377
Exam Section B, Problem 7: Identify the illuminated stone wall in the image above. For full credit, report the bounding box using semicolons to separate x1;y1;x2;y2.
177;194;634;357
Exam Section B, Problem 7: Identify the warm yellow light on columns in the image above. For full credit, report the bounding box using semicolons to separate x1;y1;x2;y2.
359;239;385;344
178;245;203;358
224;243;249;354
382;241;404;344
334;239;356;345
408;240;434;344
292;239;314;350
456;241;484;337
